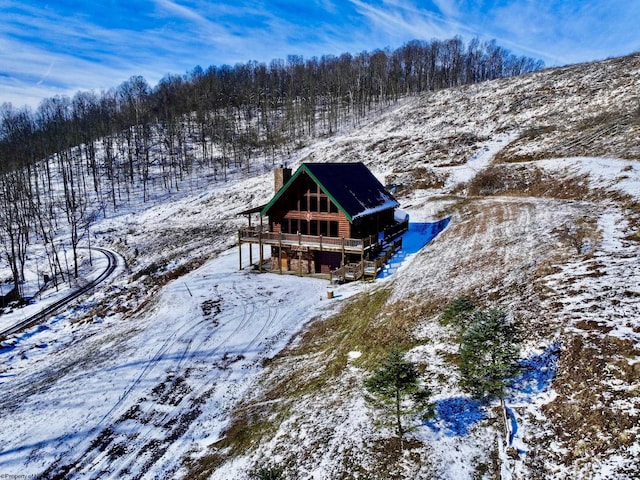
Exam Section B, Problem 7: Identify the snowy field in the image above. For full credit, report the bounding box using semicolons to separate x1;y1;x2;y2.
0;244;331;478
1;153;638;479
1;53;640;479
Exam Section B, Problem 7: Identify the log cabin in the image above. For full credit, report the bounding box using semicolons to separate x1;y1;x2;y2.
239;162;408;281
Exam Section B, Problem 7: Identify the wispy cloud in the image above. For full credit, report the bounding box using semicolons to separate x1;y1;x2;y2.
478;0;640;65
1;0;638;109
432;0;460;19
153;0;211;24
36;61;54;86
349;0;453;41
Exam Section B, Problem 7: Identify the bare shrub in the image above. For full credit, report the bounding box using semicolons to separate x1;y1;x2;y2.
467;164;591;199
467;164;543;196
519;125;557;140
386;167;448;194
553;216;599;254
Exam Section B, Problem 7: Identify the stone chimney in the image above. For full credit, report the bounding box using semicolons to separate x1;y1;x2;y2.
274;166;292;192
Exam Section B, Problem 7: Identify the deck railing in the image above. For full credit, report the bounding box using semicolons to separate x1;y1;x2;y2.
330;236;403;283
384;218;409;239
239;227;375;252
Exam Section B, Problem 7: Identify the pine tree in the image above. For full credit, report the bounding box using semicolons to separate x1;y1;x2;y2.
440;295;477;334
458;308;523;450
364;349;434;442
458;308;522;402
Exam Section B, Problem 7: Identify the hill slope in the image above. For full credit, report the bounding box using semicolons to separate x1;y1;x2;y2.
186;54;640;479
0;53;639;480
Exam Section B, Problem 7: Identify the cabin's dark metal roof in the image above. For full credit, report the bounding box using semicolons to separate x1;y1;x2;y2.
261;162;399;222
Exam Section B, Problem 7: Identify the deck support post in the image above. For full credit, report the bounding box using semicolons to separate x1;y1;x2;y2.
279;235;283;275
258;230;263;272
250;214;265;270
238;231;242;270
246;214;254;267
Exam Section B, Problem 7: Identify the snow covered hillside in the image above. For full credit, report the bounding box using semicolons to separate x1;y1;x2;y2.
1;53;639;479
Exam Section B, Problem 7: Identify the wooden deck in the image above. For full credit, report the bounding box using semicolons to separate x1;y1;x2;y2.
239;221;407;283
239;227;376;253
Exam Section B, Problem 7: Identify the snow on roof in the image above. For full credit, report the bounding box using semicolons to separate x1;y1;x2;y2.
262;162;399;221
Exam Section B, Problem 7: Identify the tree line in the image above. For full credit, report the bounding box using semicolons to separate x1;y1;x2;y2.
0;37;543;301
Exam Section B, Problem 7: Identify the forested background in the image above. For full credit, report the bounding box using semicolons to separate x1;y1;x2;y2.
0;37;542;298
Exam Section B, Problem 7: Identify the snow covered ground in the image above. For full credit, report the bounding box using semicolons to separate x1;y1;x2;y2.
0;244;331;478
1;54;639;479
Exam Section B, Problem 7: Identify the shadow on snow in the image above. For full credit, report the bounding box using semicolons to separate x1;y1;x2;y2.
426;397;486;436
426;342;560;436
378;217;451;279
509;340;560;398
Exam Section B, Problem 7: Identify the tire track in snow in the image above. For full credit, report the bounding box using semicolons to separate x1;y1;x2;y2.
42;311;214;480
45;278;283;479
106;281;282;479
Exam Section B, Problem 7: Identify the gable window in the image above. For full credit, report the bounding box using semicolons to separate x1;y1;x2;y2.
329;201;338;213
319;196;328;212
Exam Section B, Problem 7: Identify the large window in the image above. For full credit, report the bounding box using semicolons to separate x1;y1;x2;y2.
330;221;339;237
294;182;334;213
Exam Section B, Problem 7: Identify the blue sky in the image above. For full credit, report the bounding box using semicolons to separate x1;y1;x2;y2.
2;0;639;109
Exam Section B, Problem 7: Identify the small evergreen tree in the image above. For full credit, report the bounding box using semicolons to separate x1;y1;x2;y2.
440;296;477;335
458;308;522;401
458;308;523;445
364;349;434;442
248;463;285;480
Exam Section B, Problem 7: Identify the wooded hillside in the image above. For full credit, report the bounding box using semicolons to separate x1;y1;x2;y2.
0;37;541;299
